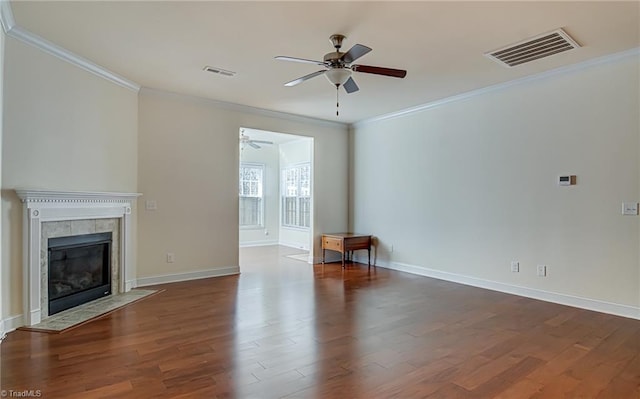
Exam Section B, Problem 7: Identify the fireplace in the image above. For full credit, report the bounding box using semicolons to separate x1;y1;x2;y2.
16;189;141;326
48;232;112;315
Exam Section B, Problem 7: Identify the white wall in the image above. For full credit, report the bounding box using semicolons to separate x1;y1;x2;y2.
1;37;139;325
137;89;348;283
0;21;5;339
239;138;280;246
351;55;640;317
279;139;312;250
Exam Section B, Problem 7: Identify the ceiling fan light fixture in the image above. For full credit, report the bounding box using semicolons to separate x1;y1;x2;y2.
325;68;351;86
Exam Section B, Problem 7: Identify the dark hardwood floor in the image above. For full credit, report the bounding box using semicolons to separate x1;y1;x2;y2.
2;245;639;398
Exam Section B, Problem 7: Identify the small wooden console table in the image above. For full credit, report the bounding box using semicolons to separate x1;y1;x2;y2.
322;233;372;268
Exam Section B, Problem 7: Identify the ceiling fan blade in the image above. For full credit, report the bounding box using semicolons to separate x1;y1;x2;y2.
248;142;261;149
284;70;326;87
352;64;407;78
250;140;274;145
343;76;359;94
341;44;372;64
275;56;326;66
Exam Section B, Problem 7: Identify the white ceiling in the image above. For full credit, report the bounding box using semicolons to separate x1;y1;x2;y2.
8;1;640;124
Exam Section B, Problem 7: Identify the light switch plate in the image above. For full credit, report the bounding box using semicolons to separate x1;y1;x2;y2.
145;200;157;211
537;265;547;277
510;261;519;273
622;202;639;216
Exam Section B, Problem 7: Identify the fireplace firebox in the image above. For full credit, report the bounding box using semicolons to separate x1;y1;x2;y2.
48;232;112;315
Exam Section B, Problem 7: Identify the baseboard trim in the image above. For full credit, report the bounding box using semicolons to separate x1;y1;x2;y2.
136;266;240;287
279;241;310;251
239;240;279;248
2;314;24;335
355;256;640;320
2;270;239;332
125;279;137;291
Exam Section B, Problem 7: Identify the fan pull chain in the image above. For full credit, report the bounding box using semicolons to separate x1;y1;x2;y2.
336;85;340;116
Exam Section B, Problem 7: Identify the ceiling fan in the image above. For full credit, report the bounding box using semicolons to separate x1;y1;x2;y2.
276;34;407;97
240;132;273;149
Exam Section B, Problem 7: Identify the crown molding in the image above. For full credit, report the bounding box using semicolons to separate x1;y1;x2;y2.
353;47;640;128
4;0;636;127
8;26;140;92
2;0;342;128
141;87;348;130
0;0;140;92
0;0;15;33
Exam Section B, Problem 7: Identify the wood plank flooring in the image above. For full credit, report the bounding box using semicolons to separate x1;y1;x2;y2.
2;245;639;398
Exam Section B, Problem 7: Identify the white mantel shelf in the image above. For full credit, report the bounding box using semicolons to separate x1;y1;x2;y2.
16;189;141;203
16;189;142;326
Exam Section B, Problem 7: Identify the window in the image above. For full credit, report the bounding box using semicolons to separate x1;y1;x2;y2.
282;163;311;228
239;163;264;228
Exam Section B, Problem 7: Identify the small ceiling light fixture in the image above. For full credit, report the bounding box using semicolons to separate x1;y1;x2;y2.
203;66;236;77
324;68;352;117
324;68;351;86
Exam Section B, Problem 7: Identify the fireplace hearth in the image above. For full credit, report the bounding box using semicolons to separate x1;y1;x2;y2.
48;232;112;315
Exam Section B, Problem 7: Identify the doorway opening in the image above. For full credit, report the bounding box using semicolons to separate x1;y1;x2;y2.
239;127;314;265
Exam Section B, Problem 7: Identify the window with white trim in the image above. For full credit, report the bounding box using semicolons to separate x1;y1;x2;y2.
282;163;311;228
239;163;264;228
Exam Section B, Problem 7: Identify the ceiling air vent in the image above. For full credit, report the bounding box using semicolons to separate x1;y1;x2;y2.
485;28;580;67
203;66;236;77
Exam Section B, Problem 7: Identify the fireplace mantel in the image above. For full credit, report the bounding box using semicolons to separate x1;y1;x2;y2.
16;189;141;326
16;189;140;203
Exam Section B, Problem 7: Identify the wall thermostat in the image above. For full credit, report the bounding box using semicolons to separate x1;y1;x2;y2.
558;175;576;186
622;202;639;216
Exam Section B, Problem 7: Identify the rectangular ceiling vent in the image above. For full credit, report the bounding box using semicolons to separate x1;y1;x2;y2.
485;28;580;68
203;66;236;77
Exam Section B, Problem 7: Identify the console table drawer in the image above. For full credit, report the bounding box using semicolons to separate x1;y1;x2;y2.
323;237;343;252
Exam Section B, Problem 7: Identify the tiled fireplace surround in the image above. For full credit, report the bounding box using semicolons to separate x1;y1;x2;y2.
16;190;140;326
40;218;120;320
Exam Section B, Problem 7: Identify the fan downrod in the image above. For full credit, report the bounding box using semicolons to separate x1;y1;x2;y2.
325;35;347;65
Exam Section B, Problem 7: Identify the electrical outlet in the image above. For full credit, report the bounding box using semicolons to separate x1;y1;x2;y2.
537;265;547;277
510;261;519;273
167;253;175;263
